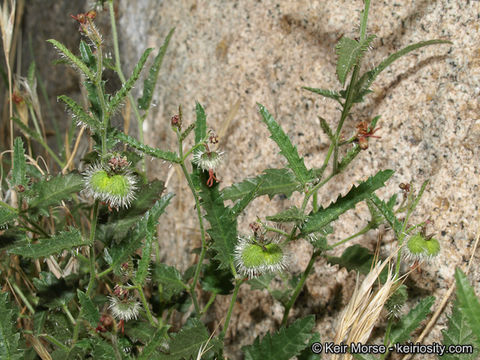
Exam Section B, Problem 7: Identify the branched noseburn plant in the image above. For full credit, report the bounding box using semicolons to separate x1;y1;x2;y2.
0;0;478;359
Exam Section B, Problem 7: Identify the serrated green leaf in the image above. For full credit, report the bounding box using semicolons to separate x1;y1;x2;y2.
153;264;186;302
248;273;275;291
454;268;480;345
29;173;83;212
231;180;262;218
258;104;313;185
108;48;153;115
0;292;23;360
9;228;87;258
197;171;237;270
194;102;207;145
336;35;376;86
47;39;95;81
243;315;315;360
327;245;374;275
114;131;179;162
441;298;478;360
138;28;175;111
90;338;116;360
12;116;42;144
138;327;169;360
369;194;402;238
355;39;451;99
221;168;301;202
157;318;211;360
389;296;435;345
319;116;334;141
12;137;26;187
302;87;342;102
111;193;173;269
58;95;99;131
337;144;361;172
134;224;154;285
0;205;17;228
126;322;158;344
200;261;234;295
180;123;195;142
77;290;100;327
266;206;306;223
301;169;394;235
78;40;96;71
297;332;322;360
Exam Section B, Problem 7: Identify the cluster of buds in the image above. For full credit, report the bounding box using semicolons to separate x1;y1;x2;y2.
355;120;381;150
83;154;137;209
108;284;141;333
192;130;223;187
70;10;102;46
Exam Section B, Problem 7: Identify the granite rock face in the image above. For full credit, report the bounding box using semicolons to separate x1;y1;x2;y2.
116;0;478;357
23;0;479;358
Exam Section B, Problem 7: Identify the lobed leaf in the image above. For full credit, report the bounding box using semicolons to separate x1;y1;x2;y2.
302;87;342;102
337;144;361;172
138;327;169;360
297;332;322;360
197;171;237;270
47;39;95;81
243;315;315;360
58;95;99;131
9;228;87;259
157;318;213;360
441;297;478;360
389;296;435;345
355;39;452;97
29;173;84;214
301;169;394;235
258;104;313;185
152;264;188;302
115;131;180;163
454;268;480;346
108;48;153;115
12;137;27;187
266;206;306;223
369;194;402;238
77;290;100;327
231;180;262;218
78;40;96;71
194;102;207;144
221;168;301;202
0;293;23;360
335;35;376;86
138;28;175;111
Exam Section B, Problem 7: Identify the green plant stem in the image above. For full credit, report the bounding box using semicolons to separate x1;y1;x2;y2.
263;225;289;237
62;304;76;325
72;200;99;345
220;279;244;339
200;292;217;316
136;285;157;327
97;267;113;279
176;130;205;315
330;223;373;248
0;199;17;212
41;334;70;352
381;317;394;360
281;250;320;327
11;282;35;314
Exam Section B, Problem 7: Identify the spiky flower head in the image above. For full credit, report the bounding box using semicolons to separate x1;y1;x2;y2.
385;284;408;318
108;294;141;321
404;232;440;263
83;161;137;208
192;148;223;171
234;235;289;278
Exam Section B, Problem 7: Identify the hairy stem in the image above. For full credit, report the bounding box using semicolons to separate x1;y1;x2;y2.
220;279;244;339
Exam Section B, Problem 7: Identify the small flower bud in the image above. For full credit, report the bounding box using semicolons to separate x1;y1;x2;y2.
234;236;289;278
404;232;440;263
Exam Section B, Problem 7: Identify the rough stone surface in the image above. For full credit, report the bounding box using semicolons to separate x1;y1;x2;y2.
115;0;479;358
22;0;480;358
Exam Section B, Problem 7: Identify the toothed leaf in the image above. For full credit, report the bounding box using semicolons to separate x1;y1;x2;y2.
12;137;26;187
302;87;342;102
47;39;95;81
301;170;394;235
9;228;87;258
138;28;175;110
194;102;207;145
0;293;23;360
115;131;179;163
454;268;480;346
152;264;187;302
266;206;306;223
389;296;435;345
58;95;99;131
77;290;100;327
336;35;376;86
108;48;153;115
258;104;313;185
243;315;315;360
221;168;301;202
